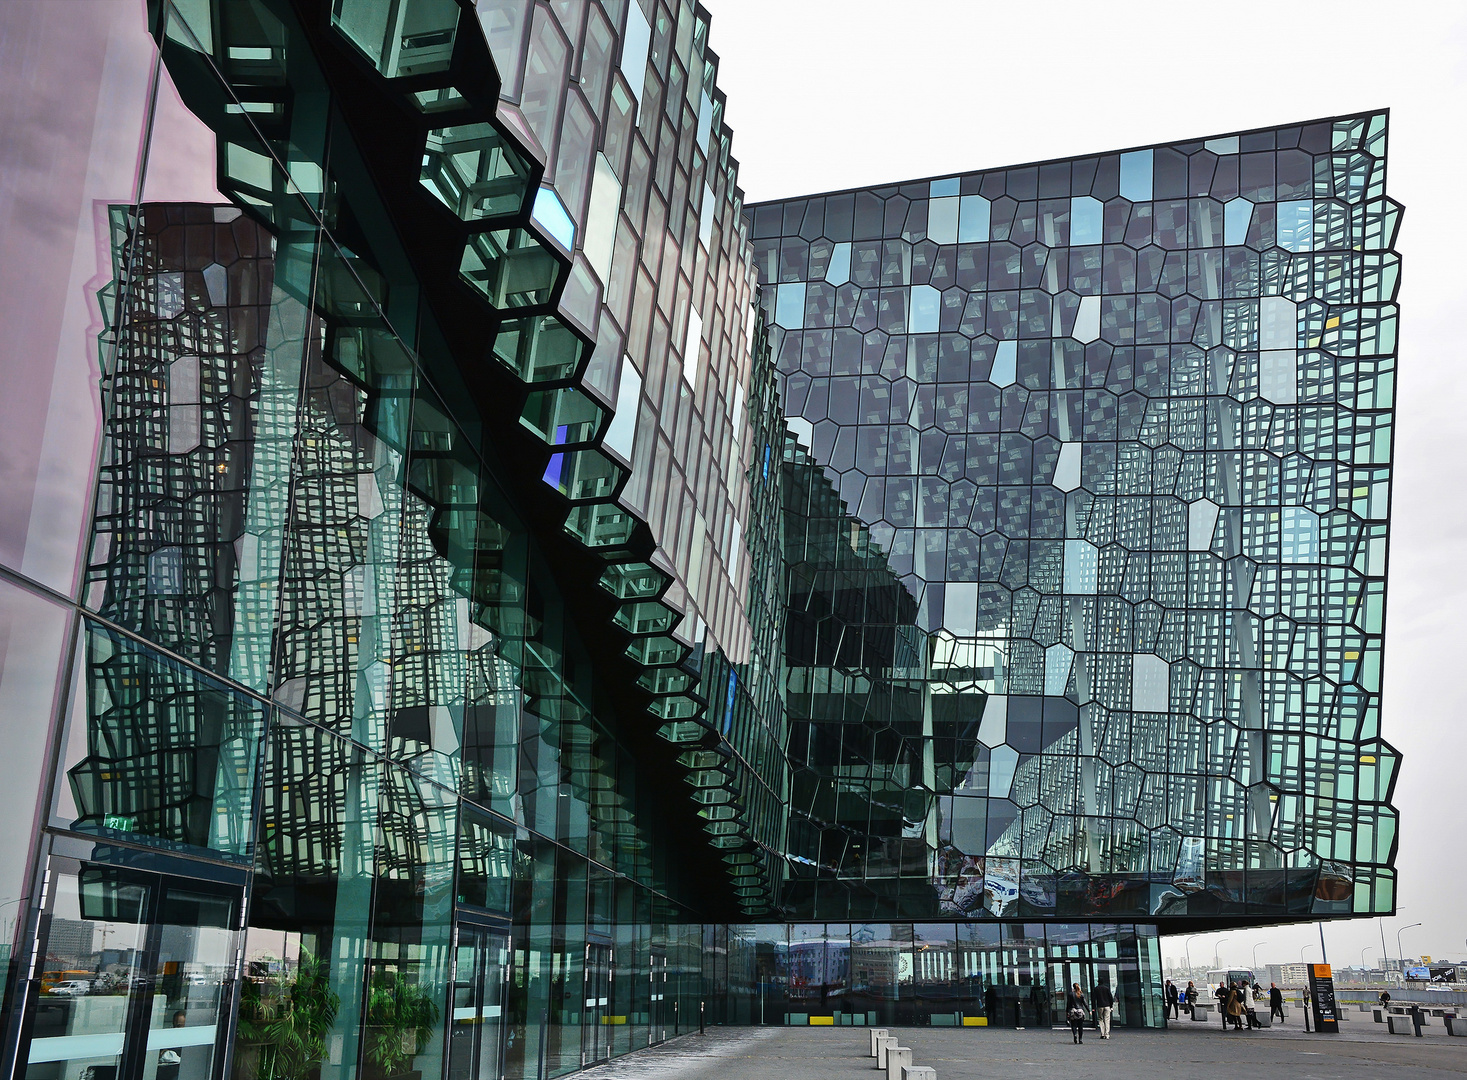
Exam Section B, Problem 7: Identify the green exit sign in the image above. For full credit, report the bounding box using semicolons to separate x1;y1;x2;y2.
103;815;137;832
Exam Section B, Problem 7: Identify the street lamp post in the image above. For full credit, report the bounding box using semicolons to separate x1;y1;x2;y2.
1184;933;1204;978
1379;908;1405;976
1397;922;1422;984
1301;943;1317;964
1253;941;1269;974
1361;946;1375;973
1213;937;1231;972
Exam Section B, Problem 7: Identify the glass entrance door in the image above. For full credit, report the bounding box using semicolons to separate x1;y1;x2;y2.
1091;957;1123;1027
1048;957;1124;1028
580;944;610;1067
1051;959;1100;1029
648;953;667;1044
447;922;508;1080
143;886;238;1080
24;861;241;1080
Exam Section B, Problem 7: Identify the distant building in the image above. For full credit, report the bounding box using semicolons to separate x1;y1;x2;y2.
1279;962;1311;986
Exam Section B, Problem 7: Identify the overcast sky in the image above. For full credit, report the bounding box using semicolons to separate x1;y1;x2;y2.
701;0;1467;971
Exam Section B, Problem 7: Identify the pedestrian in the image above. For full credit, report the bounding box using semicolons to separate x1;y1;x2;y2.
1379;989;1392;1007
1269;982;1284;1023
1066;983;1088;1044
1093;978;1115;1039
1215;981;1230;1029
1166;979;1179;1019
984;984;998;1026
1226;983;1246;1031
1184;980;1197;1017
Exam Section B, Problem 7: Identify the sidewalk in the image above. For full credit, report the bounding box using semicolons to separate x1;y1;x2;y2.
573;1021;1467;1080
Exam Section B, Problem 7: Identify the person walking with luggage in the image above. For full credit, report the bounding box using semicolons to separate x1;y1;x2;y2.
1093;978;1115;1039
1166;979;1179;1019
1269;983;1285;1023
1066;983;1089;1044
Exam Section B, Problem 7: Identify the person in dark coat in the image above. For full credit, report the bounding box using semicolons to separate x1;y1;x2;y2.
1065;983;1088;1044
1092;978;1115;1039
1269;982;1285;1023
1165;979;1179;1019
1215;981;1230;1029
984;984;998;1026
1184;980;1198;1017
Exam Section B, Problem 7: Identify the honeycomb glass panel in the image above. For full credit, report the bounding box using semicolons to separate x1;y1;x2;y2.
421;123;534;222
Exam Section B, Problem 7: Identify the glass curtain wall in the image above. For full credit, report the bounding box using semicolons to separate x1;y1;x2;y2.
721;922;1160;1028
2;0;1350;1072
749;113;1402;928
0;3;726;1079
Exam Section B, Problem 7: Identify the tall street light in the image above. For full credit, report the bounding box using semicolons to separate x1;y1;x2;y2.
1253;941;1269;973
1185;933;1204;977
1397;922;1422;975
1379;907;1406;972
1213;937;1231;971
1361;946;1375;972
1302;943;1317;964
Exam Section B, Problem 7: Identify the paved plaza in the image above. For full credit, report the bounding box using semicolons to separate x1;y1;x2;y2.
575;1019;1467;1079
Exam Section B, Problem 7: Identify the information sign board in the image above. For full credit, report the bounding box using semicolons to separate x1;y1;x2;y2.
1307;964;1339;1033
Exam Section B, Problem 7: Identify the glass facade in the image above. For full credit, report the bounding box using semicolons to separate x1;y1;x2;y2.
751;116;1402;929
0;1;1399;1076
716;920;1161;1029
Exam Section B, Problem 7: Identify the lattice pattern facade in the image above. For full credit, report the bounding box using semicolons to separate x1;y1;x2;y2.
0;1;1403;1072
752;114;1401;926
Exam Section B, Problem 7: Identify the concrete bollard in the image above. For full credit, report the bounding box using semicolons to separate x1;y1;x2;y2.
885;1046;912;1080
1445;1015;1467;1037
902;1067;937;1080
877;1036;898;1070
869;1028;889;1057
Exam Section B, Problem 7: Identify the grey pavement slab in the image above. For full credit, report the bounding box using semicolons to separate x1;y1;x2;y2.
574;1021;1467;1079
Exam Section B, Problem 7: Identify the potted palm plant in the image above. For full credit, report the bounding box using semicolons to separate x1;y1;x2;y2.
235;950;340;1080
363;970;439;1080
